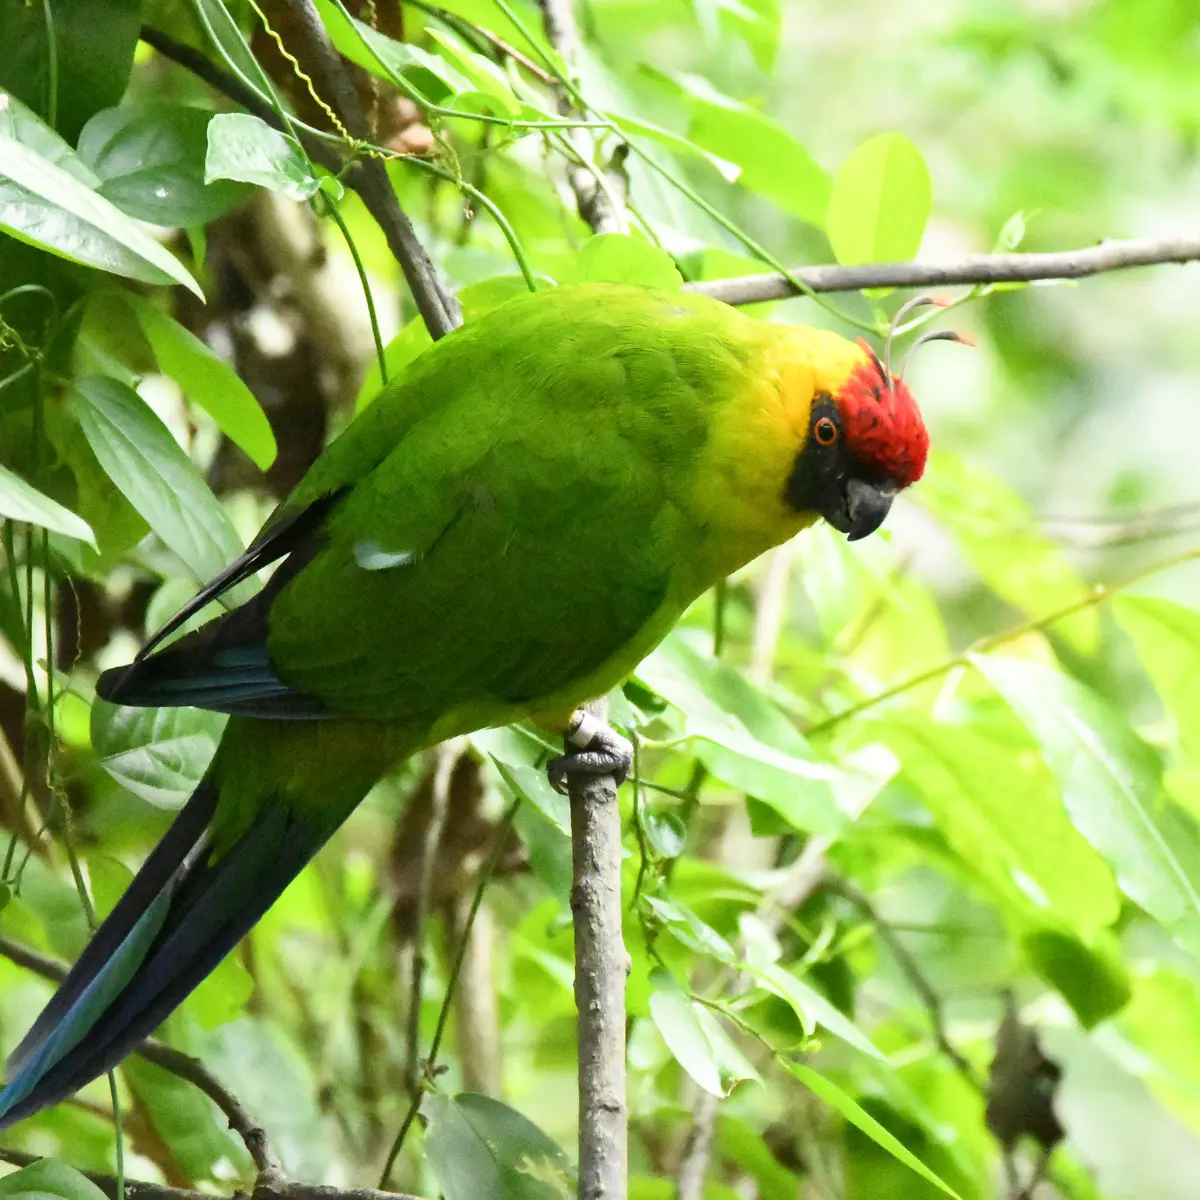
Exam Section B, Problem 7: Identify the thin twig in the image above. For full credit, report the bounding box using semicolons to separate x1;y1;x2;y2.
675;1091;718;1200
565;697;628;1200
283;0;461;337
0;1149;426;1200
828;881;982;1091
686;233;1200;305
404;742;458;1099
379;799;520;1187
536;0;626;233
0;935;280;1176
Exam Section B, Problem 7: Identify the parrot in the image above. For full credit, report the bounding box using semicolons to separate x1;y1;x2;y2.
0;282;934;1126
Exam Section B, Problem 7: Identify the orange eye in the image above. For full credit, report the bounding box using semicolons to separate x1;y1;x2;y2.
814;416;838;446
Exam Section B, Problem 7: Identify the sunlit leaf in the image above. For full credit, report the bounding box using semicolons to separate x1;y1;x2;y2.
750;963;883;1058
0;463;96;547
205;113;319;202
127;294;277;469
975;654;1200;954
660;71;830;226
1114;596;1200;762
826;132;931;265
881;715;1119;935
650;978;724;1095
577;233;683;289
0;132;202;294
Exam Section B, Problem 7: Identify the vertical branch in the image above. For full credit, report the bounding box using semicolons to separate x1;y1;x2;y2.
284;0;462;337
566;697;628;1200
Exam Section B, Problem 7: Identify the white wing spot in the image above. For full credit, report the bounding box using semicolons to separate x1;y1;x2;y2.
354;541;417;571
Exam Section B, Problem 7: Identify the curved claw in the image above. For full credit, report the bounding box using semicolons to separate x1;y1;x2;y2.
547;714;633;795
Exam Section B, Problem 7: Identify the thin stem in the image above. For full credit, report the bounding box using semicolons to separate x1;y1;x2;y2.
379;799;520;1187
805;544;1200;738
39;0;58;129
322;197;389;384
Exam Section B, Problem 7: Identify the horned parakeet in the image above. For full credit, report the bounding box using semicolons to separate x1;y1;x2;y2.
0;283;931;1124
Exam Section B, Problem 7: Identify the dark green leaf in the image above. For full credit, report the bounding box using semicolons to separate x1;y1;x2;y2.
205;113;319;202
78;104;252;226
788;1064;962;1198
0;133;203;294
0;0;140;144
826;132;931;265
91;698;226;810
1023;928;1131;1028
425;1093;573;1200
69;375;243;583
0;463;96;546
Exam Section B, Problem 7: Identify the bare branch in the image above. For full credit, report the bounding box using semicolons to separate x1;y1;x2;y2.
566;698;628;1200
0;1149;425;1200
687;233;1200;304
0;935;279;1176
283;0;461;338
537;0;626;234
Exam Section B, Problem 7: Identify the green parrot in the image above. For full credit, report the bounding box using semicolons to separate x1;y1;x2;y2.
0;283;931;1124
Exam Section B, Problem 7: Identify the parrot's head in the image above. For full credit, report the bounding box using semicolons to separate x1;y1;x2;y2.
784;337;929;541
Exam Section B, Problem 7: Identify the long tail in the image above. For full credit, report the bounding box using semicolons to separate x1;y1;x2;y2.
0;718;405;1128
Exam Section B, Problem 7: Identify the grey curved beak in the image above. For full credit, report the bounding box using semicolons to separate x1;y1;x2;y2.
843;478;896;541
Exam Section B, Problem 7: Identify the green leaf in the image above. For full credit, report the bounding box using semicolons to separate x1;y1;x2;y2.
826;132;931;265
0;1158;109;1200
1023;928;1131;1028
205;113;319;202
69;375;243;583
0;0;140;145
638;635;844;835
126;295;277;470
662;72;830;226
315;0;475;102
642;894;737;965
122;1057;249;1182
644;810;685;858
750;963;883;1058
919;450;1097;652
0;133;203;295
426;29;523;117
880;715;1119;935
1114;596;1200;761
608;111;741;183
650;979;725;1095
0;92;99;184
78;104;252;226
788;1064;962;1198
186;950;255;1028
92;698;226;809
0;463;96;547
975;654;1200;954
425;1093;573;1200
577;234;683;289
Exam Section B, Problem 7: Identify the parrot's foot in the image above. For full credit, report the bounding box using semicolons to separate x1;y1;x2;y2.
547;711;633;795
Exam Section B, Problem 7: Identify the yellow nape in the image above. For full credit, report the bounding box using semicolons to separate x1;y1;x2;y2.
683;324;868;580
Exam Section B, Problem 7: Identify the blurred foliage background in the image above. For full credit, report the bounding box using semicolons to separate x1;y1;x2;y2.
2;1;1200;1199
